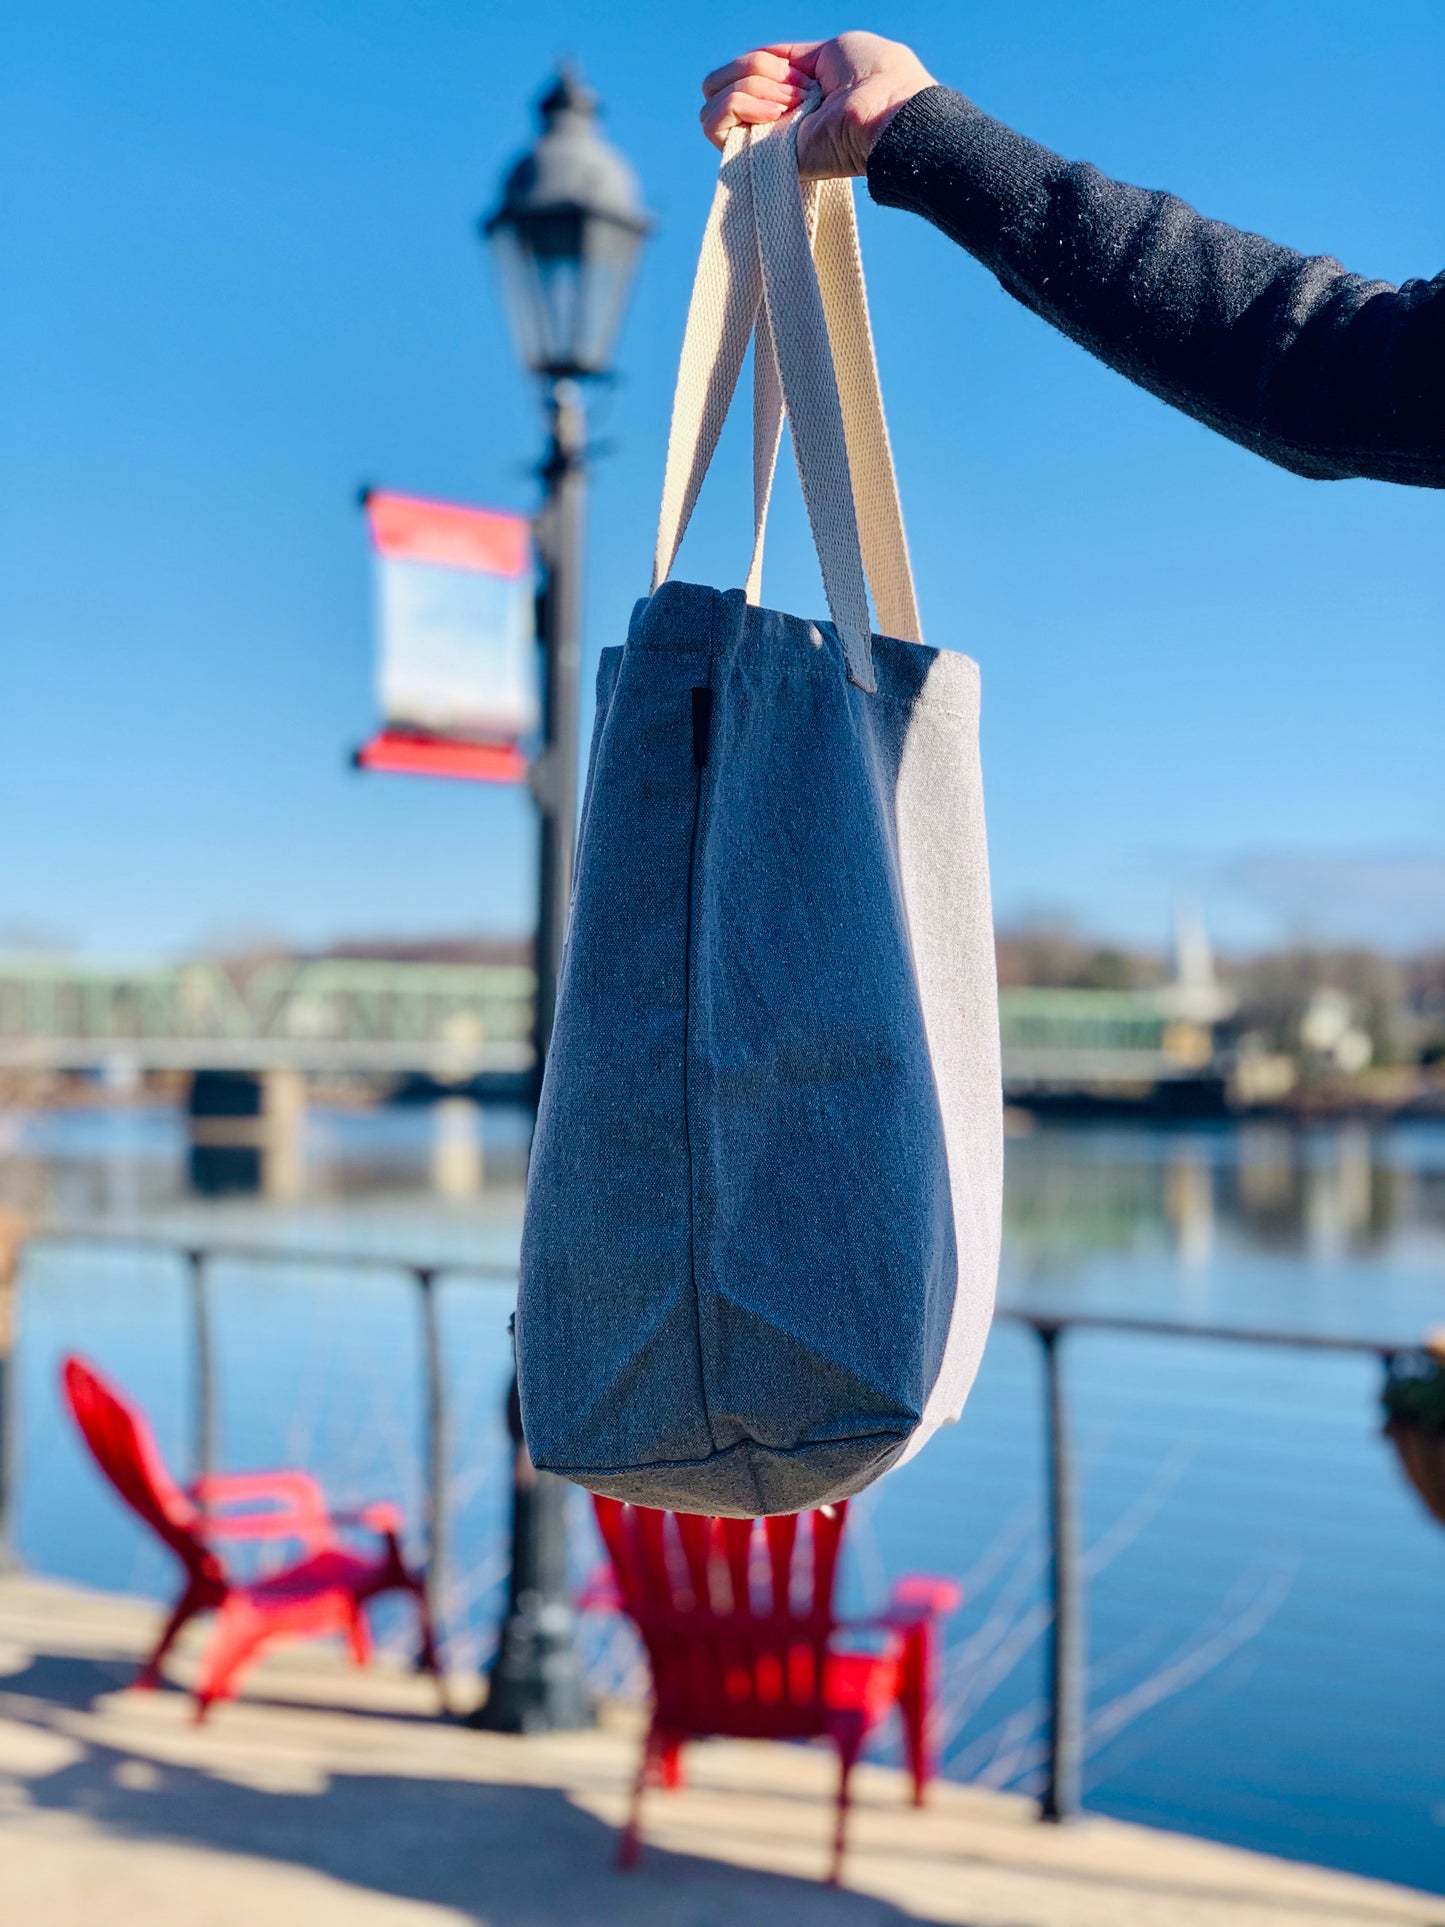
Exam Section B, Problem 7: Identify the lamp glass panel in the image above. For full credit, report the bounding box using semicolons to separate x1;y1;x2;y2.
492;207;640;377
574;217;643;376
489;225;547;373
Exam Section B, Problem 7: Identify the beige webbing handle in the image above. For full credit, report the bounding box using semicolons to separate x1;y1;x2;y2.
808;178;921;648
652;100;921;690
651;132;760;607
746;164;921;654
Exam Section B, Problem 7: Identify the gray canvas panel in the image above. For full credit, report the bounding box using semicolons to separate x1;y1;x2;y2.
685;589;954;1446
518;582;1001;1514
518;628;714;1478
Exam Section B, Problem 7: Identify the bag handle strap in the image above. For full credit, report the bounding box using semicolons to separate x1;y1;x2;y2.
809;177;921;648
651;132;758;608
652;104;921;690
745;167;922;655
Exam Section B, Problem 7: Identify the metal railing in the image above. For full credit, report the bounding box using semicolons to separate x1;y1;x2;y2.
1;1229;1406;1827
1009;1311;1399;1823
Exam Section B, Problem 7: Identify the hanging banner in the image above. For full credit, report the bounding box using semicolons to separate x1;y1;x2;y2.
364;489;538;751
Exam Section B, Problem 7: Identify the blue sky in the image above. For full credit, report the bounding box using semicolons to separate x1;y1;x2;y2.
3;0;1441;959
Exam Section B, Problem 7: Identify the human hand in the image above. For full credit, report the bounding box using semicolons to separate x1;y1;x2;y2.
701;32;936;180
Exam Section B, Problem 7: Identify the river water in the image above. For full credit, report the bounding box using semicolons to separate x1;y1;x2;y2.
7;1103;1444;1892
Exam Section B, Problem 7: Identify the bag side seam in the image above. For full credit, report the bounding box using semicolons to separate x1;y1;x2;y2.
681;608;720;1456
543;1423;911;1479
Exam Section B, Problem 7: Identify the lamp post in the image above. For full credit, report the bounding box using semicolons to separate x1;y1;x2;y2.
471;68;650;1734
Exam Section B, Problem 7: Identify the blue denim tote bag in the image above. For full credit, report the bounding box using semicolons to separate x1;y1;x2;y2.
517;104;1002;1516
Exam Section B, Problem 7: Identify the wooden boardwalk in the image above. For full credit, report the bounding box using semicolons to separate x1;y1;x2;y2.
0;1574;1438;1927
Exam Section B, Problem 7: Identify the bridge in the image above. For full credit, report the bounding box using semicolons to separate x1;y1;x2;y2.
0;955;534;1080
999;987;1218;1095
1;956;1225;1100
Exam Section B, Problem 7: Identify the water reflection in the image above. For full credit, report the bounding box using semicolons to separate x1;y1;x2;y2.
998;1118;1445;1344
0;1101;533;1226
2;1104;1442;1243
1002;1119;1441;1272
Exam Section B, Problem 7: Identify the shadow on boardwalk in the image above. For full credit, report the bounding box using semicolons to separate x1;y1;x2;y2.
2;1584;1440;1927
0;1649;947;1927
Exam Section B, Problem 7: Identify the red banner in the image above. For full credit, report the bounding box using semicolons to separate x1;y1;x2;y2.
365;491;530;576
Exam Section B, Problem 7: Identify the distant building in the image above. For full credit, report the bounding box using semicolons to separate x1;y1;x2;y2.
1000;906;1236;1113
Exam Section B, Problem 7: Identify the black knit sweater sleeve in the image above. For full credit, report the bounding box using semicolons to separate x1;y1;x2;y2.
866;87;1444;488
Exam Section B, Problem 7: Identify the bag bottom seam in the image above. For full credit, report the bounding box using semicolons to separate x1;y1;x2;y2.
542;1425;911;1480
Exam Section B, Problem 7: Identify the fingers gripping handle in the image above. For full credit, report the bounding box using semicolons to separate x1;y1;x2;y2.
651;103;921;691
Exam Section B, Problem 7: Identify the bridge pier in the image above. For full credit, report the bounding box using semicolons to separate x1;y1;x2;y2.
186;1070;307;1199
430;1096;484;1198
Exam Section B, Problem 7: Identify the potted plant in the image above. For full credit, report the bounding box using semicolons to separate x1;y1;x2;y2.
1383;1332;1445;1527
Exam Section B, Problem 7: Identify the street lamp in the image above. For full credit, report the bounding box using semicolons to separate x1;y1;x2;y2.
485;68;650;384
471;68;650;1735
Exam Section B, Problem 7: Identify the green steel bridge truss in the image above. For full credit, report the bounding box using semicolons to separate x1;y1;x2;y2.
0;956;535;1076
0;957;1195;1089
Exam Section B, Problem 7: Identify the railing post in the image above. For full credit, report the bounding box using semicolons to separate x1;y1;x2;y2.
1038;1321;1084;1822
416;1268;447;1642
186;1249;216;1495
0;1210;26;1572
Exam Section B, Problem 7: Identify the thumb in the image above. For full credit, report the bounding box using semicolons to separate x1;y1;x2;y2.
794;96;855;181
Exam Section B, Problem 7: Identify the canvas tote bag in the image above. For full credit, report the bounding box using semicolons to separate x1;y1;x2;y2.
517;101;1002;1517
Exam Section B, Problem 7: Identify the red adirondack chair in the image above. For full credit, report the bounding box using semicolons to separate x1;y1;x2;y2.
589;1495;960;1884
61;1354;442;1719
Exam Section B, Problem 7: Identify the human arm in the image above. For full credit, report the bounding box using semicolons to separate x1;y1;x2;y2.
703;37;1445;487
